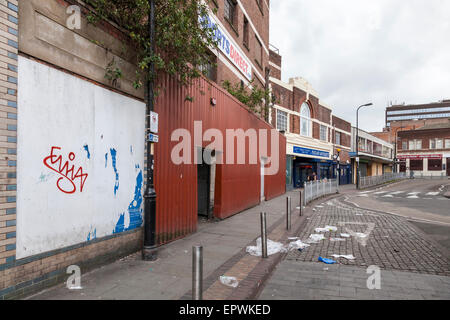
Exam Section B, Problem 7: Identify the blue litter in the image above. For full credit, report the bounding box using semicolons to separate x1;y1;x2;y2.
318;256;336;264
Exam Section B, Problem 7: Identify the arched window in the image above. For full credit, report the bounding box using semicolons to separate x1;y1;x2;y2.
300;102;312;137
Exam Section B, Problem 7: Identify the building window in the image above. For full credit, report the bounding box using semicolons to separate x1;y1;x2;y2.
320;125;327;141
300;102;311;137
430;138;444;149
243;17;249;48
402;140;408;150
198;53;217;82
276;109;287;132
224;0;236;25
256;0;264;14
335;132;341;146
410;160;423;171
430;139;436;149
428;159;442;171
408;139;422;150
445;139;450;149
255;37;263;68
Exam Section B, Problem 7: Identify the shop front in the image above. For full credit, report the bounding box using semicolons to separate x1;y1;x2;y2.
286;145;333;189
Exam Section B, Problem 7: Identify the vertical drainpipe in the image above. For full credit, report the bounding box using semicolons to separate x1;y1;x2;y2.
143;0;157;261
264;67;271;122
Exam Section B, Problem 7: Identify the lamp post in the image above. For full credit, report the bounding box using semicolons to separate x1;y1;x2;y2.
356;103;373;189
143;0;157;261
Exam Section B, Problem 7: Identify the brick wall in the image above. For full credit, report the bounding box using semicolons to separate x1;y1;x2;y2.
0;0;146;300
0;0;18;268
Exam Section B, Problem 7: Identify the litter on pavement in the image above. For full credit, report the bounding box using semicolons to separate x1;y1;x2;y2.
340;233;351;238
246;238;288;257
332;254;356;260
288;240;310;251
306;234;325;243
318;256;336;264
219;276;239;288
330;238;346;242
355;233;368;238
315;226;338;233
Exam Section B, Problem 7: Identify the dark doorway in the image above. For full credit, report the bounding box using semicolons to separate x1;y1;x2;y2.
197;162;211;217
399;161;406;173
447;158;450;176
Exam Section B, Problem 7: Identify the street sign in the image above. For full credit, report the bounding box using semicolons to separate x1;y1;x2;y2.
150;111;158;134
148;133;159;143
356;157;360;162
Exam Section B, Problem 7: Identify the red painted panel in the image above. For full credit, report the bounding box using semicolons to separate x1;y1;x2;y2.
154;74;286;245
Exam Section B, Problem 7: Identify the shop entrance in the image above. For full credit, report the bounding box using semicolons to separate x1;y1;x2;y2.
293;163;314;188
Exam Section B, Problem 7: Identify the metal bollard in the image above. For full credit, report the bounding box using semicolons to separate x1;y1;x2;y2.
286;196;291;230
192;246;203;300
260;212;268;259
299;191;302;216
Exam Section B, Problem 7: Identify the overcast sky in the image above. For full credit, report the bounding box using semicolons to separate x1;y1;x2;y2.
269;0;450;132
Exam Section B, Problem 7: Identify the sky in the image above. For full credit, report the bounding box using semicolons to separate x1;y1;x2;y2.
269;0;450;132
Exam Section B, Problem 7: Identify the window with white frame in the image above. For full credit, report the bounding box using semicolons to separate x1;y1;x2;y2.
445;139;450;149
335;132;341;146
402;140;408;150
320;125;327;141
276;109;287;132
300;102;311;137
436;138;443;149
409;139;422;150
430;139;436;149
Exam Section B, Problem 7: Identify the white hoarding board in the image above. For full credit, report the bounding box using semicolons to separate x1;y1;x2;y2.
16;56;146;259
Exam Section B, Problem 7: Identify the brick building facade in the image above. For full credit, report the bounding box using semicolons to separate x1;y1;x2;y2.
397;124;450;177
268;49;353;188
206;0;270;90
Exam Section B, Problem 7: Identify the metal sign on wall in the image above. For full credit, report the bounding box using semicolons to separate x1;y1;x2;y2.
293;146;330;158
397;154;442;160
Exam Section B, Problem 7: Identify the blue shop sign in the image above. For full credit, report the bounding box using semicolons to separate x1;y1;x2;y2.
293;146;329;158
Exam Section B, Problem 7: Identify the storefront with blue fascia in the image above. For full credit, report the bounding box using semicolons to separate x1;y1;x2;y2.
286;145;337;190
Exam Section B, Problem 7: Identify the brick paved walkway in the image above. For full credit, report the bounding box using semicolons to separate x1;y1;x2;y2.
286;198;450;276
259;261;450;300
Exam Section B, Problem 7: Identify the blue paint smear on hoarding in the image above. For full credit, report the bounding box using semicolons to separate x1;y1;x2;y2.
87;228;97;242
110;148;119;195
83;145;91;159
105;153;108;168
113;170;143;234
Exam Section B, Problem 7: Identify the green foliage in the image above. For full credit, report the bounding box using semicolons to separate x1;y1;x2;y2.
85;0;219;89
222;80;272;118
105;58;123;86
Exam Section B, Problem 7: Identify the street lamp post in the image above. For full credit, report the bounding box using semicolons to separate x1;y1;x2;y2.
356;103;373;189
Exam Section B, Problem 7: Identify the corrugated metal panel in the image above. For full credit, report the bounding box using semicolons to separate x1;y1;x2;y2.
154;74;286;245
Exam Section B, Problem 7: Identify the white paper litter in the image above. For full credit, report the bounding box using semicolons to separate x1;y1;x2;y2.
288;237;300;240
330;238;346;242
315;226;338;233
246;238;288;256
340;233;351;238
332;254;356;260
355;233;368;238
288;240;310;250
306;234;325;244
220;276;239;288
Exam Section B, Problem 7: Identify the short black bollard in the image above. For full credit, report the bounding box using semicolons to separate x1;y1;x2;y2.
299;191;302;216
192;246;203;300
286;196;291;230
260;212;268;258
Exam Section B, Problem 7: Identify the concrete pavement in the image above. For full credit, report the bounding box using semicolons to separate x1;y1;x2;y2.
25;189;312;300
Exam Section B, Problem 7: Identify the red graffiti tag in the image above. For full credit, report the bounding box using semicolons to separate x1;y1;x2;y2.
43;146;88;194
